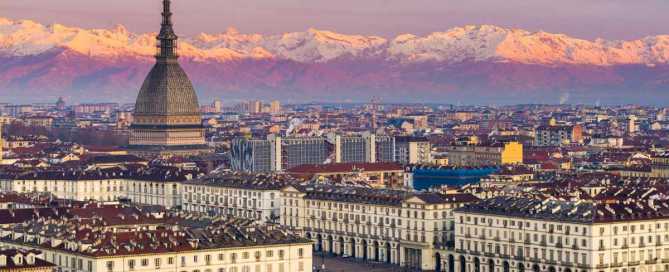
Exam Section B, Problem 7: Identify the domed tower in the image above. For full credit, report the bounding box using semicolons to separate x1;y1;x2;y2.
128;0;209;157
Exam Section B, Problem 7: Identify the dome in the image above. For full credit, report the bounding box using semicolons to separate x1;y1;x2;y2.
134;61;200;116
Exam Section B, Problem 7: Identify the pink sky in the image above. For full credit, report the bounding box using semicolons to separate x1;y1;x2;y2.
1;0;667;39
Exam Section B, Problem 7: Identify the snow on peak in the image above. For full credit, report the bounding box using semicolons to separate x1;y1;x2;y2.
0;17;668;65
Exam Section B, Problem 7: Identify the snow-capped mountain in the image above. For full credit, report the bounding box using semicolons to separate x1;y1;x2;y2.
1;17;668;104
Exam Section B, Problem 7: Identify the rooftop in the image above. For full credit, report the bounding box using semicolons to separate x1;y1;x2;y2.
456;196;669;223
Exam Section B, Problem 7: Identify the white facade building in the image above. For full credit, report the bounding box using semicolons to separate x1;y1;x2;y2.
181;173;292;223
281;184;478;271
450;196;669;272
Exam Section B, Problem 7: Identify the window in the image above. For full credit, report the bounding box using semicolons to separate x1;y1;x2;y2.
266;250;273;258
141;259;148;266
129;260;136;270
298;248;304;257
218;254;224;261
106;261;114;272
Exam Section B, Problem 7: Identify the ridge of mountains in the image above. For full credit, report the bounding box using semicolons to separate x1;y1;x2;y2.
1;17;668;104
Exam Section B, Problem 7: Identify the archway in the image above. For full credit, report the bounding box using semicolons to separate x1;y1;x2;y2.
362;240;369;260
386;243;392;263
460;256;467;272
532;264;540;272
338;237;345;255
518;263;525;272
316;234;323;252
373;241;380;261
327;236;334;254
474;258;481;272
449;255;455;272
563;269;571;272
503;261;509;272
435;253;442;272
548;267;556;272
488;259;495;272
351;238;357;258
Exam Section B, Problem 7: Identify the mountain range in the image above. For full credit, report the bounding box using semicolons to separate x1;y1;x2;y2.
1;17;668;104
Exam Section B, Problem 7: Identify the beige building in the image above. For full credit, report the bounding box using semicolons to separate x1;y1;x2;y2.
0;167;194;208
450;196;669;272
281;184;478;271
181;173;291;223
0;208;312;272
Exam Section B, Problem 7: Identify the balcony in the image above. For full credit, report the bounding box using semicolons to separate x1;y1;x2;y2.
662;258;669;264
595;264;609;269
610;263;624;268
628;261;640;266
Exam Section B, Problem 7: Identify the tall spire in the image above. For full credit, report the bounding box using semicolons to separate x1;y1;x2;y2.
157;0;178;60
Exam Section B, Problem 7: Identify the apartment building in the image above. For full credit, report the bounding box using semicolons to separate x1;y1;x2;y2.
280;184;477;271
451;196;669;272
534;124;583;147
181;172;295;223
0;166;199;208
0;207;312;272
395;136;432;164
446;142;523;167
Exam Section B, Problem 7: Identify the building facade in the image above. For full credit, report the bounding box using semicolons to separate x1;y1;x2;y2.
451;196;669;272
446;142;523;167
0;207;312;272
181;173;291;223
395;137;432;165
281;184;477;271
0;167;195;208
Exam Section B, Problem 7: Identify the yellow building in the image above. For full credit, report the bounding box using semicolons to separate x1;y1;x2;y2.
446;141;523;166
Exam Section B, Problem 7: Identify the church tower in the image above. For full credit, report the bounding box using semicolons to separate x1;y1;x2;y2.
128;0;209;157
